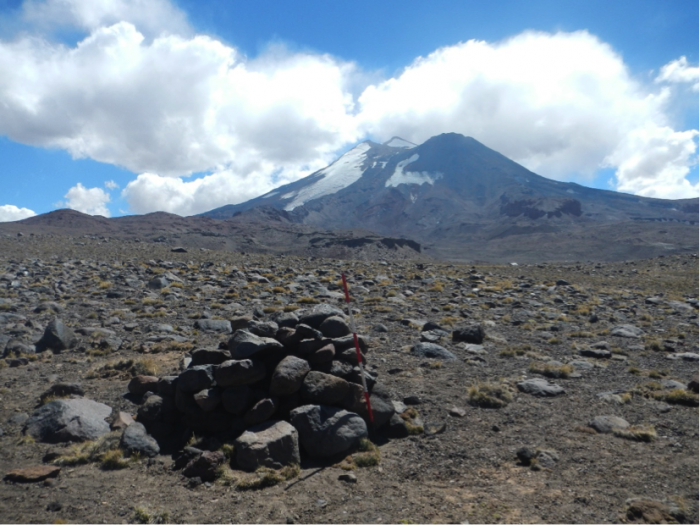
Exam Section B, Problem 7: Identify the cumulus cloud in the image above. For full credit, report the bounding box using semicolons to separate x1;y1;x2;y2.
21;0;190;38
0;204;37;222
357;31;698;199
104;180;119;190
0;1;697;214
64;183;111;216
656;56;699;91
0;19;360;178
120;163;321;216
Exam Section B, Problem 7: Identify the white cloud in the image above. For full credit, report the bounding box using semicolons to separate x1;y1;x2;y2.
104;180;119;190
357;31;698;199
656;56;699;91
64;182;111;216
0;2;697;213
21;0;190;37
0;204;37;222
0;19;360;179
120;163;322;216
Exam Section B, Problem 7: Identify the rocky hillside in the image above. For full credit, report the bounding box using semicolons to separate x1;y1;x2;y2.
203;133;699;262
0;235;697;524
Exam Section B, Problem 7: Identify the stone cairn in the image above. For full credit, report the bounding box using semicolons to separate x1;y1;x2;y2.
128;304;404;476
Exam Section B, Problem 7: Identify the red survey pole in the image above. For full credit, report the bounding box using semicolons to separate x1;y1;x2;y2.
341;273;374;423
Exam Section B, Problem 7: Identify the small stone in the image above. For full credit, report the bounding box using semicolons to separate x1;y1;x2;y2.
338;472;357;483
110;411;135;431
449;407;467;417
183;450;225;482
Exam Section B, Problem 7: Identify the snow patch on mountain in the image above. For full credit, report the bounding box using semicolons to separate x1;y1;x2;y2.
384;137;416;149
385;154;443;188
262;191;279;199
283;142;372;211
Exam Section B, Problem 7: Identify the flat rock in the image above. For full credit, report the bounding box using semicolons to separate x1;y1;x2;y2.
588;415;630;434
228;330;283;359
290;404;368;458
410;342;456;361
517;378;565;397
193;319;232;333
298;304;345;329
24;398;112;443
215;359;266;387
579;348;612;359
301;371;349;405
4;465;61;483
177;365;215;392
610;325;644;338
235;420;300;471
665;352;699;361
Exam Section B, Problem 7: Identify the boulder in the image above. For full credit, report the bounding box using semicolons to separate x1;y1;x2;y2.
689;373;699;394
35;318;77;353
244;398;277;427
235;420;300;471
610;325;644;338
247;320;279;338
120;422;160;457
319;316;351;338
452;325;485;344
228;330;283;360
221;386;252;415
517;378;565;397
127;375;159;396
410;342;457;361
298;304;345;329
588;415;630;434
183;450;225;482
24;398;112;443
177;365;215;393
290;404;368;458
270;356;311;396
147;276;169;290
215;359;266;387
194;319;232;334
190;348;231;366
194;388;221;412
301;371;350;405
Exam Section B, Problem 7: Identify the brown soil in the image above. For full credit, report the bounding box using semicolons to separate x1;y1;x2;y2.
0;236;697;524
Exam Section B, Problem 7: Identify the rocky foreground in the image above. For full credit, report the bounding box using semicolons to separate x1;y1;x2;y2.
0;235;698;524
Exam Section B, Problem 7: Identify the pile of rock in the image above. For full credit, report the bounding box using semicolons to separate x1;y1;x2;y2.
129;304;402;472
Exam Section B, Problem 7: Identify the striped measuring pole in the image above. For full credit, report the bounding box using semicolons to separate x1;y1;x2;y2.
341;273;374;423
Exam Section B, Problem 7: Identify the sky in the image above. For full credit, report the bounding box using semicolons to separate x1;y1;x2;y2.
0;0;697;221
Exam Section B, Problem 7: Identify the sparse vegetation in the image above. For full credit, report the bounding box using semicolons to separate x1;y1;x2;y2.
467;382;514;408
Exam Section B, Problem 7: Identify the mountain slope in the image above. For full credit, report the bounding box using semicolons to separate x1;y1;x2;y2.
203;133;699;262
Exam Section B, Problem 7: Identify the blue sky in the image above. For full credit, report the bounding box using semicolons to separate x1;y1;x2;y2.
0;0;697;220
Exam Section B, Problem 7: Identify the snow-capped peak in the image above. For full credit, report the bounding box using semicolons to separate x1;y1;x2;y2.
384;136;416;149
282;142;372;211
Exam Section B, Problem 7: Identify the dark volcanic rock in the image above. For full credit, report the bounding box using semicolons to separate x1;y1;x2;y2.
410;342;457;361
35;318;77;353
290;404;368;458
24;399;112;443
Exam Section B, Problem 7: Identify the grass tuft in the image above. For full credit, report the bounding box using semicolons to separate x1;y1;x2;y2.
467;382;513;409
